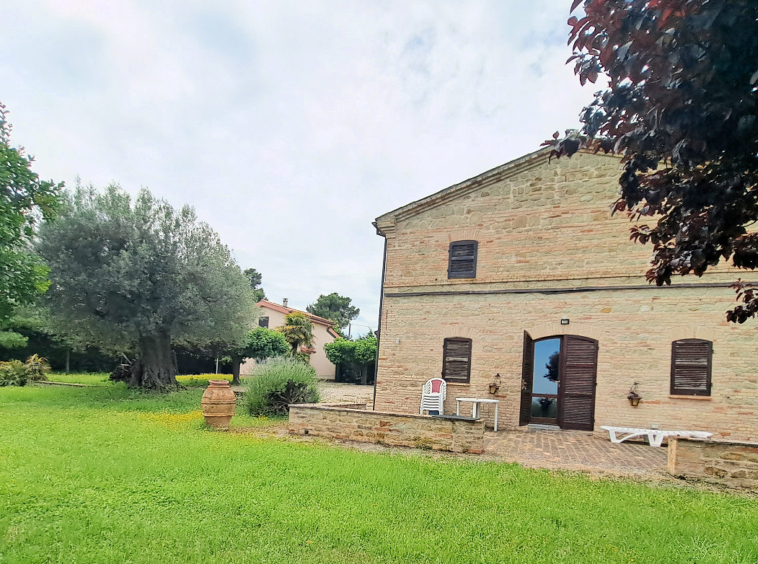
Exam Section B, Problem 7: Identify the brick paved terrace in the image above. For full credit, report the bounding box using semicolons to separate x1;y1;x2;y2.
483;428;668;476
254;384;670;477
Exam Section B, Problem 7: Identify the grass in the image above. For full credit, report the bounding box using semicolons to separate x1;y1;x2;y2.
176;373;232;387
1;385;757;563
46;372;112;385
46;372;234;387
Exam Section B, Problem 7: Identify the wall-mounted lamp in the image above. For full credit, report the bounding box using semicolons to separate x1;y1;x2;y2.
489;373;501;395
560;318;570;325
627;382;641;407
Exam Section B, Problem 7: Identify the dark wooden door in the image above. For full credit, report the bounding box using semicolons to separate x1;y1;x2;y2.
519;331;534;426
558;336;598;431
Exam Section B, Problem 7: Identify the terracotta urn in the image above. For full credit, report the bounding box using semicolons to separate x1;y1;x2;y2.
201;380;236;429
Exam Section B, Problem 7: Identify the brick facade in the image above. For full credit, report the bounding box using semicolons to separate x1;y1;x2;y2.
373;150;758;441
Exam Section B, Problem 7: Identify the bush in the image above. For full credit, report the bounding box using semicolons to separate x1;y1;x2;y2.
25;354;51;382
244;357;320;416
0;360;29;387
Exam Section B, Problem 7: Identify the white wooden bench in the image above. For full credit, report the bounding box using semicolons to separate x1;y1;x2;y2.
601;426;713;447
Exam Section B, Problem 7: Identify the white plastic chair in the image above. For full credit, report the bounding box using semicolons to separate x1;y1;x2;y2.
420;378;446;415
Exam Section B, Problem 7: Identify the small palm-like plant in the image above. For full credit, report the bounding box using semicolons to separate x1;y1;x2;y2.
25;354;51;381
276;312;314;356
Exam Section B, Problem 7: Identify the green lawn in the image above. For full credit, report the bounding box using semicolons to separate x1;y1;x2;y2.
46;372;112;385
46;372;233;387
1;385;756;563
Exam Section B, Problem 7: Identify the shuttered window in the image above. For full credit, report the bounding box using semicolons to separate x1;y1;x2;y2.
442;338;472;383
448;240;478;279
671;339;712;396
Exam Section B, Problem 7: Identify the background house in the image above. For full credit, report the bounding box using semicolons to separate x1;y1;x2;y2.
372;149;758;441
241;299;339;379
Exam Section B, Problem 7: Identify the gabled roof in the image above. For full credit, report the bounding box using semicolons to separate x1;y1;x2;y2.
373;148;620;235
257;300;340;338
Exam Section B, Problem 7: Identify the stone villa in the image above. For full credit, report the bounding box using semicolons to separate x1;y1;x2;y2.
372;149;758;441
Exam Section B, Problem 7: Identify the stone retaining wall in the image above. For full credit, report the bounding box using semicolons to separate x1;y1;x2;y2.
289;403;485;453
668;437;758;489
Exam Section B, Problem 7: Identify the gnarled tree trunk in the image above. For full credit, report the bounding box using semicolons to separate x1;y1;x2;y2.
128;330;178;390
231;354;242;386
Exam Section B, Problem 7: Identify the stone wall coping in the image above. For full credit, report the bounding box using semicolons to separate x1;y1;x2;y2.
290;403;473;423
671;437;758;448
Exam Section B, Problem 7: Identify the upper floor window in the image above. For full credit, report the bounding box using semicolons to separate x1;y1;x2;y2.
670;339;712;396
442;337;472;383
259;317;269;328
448;240;478;279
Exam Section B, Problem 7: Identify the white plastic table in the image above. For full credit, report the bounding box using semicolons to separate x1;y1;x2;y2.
456;397;500;431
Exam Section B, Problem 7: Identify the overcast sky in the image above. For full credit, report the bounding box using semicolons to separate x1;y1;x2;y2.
1;1;594;335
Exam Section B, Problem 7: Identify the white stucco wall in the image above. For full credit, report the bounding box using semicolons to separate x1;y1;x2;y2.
240;306;337;379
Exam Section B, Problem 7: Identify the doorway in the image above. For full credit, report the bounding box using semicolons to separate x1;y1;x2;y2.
519;332;598;431
529;338;560;425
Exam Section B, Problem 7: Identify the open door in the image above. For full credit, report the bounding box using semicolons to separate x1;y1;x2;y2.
519;331;534;426
558;336;598;431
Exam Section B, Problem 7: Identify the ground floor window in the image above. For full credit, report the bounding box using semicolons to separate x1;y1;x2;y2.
671;339;712;396
442;337;472;383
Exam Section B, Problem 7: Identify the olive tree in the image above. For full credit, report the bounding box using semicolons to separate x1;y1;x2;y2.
37;184;257;389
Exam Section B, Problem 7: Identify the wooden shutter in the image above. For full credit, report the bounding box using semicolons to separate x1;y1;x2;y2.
671;339;712;396
448;241;478;279
559;336;598;431
442;338;472;383
519;331;534;426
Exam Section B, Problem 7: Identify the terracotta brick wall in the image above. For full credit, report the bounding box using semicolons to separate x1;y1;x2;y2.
289;403;485;453
373;151;758;441
669;438;758;488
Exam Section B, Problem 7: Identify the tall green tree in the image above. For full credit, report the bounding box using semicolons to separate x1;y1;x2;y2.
37;184;257;389
0;103;62;345
546;0;758;322
324;335;377;385
244;327;290;361
306;293;359;330
243;267;267;302
223;326;289;386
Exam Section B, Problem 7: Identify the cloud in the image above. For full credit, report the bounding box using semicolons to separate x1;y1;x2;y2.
0;0;594;334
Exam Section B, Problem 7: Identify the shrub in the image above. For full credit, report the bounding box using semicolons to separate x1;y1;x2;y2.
244;357;320;416
25;354;51;382
0;360;29;387
293;352;312;364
